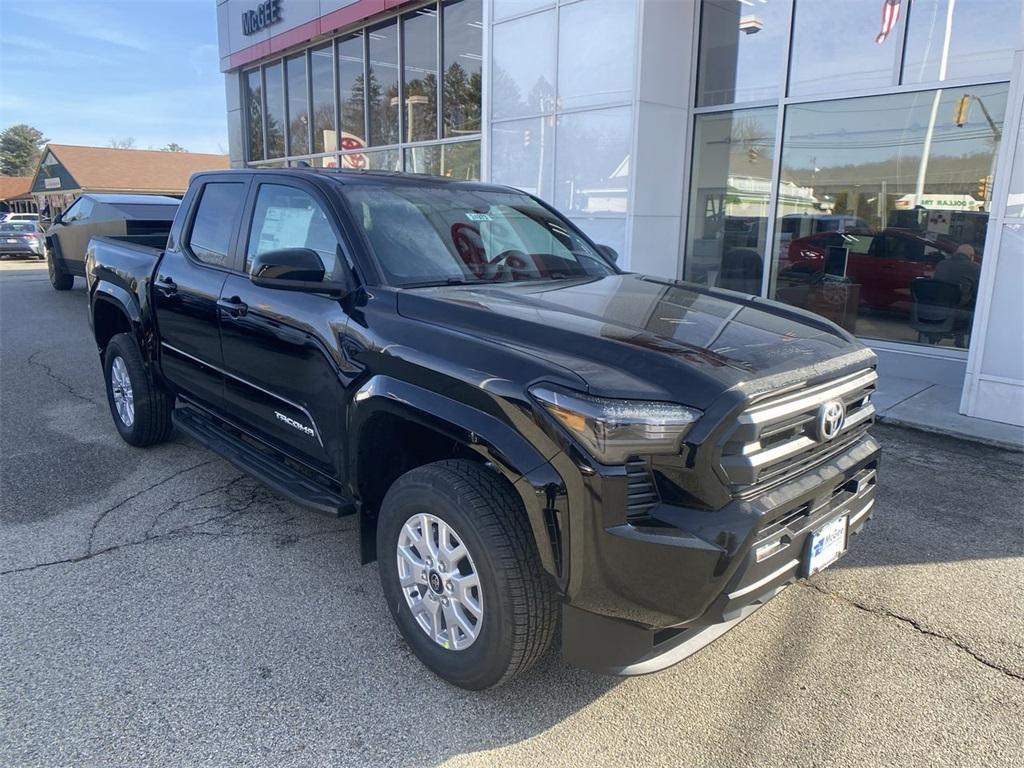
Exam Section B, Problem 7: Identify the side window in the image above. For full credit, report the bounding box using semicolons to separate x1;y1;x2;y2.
187;182;246;267
76;198;95;221
245;184;340;276
61;199;81;223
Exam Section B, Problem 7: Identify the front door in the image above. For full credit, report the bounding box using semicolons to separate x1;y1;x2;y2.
218;179;356;476
153;177;249;410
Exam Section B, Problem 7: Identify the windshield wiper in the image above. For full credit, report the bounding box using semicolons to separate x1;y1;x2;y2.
401;277;478;289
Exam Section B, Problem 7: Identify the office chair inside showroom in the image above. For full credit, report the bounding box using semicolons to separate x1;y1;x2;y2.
910;278;969;347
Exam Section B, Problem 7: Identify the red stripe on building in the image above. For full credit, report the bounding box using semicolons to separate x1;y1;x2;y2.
229;0;413;69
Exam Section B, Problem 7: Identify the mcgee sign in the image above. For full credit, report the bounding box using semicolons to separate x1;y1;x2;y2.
242;0;282;35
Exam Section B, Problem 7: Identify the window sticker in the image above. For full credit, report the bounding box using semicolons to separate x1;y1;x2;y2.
465;212;492;222
256;205;314;253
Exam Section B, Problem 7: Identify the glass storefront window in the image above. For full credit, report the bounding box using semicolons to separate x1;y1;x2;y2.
242;2;481;175
311;45;335;155
903;0;1021;85
491;117;554;200
368;20;400;146
696;0;790;107
789;0;899;97
558;0;636;111
1007;115;1024;219
404;140;481;179
402;8;439;143
554;107;631;215
492;10;556;120
338;34;367;152
245;69;264;162
685;107;777;292
345;148;402;171
264;61;286;159
286;54;310;156
770;85;1008;350
442;0;482;137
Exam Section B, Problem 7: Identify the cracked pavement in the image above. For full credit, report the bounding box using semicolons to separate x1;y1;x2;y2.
1;261;1022;767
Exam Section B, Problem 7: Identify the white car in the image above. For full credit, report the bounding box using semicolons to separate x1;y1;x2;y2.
1;212;40;224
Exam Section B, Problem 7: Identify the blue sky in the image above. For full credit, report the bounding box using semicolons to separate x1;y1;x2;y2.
1;0;228;154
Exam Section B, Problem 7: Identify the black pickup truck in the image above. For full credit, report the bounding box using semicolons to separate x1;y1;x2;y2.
86;169;880;690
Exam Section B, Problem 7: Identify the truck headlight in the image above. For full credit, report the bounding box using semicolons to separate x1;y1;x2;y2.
530;385;701;465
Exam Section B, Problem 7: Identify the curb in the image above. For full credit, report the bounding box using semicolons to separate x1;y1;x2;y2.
876;413;1024;453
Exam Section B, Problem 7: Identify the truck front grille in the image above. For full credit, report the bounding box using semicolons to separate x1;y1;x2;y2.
719;368;877;496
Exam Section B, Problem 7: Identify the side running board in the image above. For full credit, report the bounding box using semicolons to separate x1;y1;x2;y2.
173;406;354;516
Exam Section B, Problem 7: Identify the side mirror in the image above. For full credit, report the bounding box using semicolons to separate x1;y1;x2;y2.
596;244;619;264
53;213;64;225
249;247;350;297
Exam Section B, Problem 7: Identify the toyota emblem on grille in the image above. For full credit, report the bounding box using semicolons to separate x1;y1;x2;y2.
816;400;846;441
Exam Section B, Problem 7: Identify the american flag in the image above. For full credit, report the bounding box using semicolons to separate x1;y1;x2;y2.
875;0;902;44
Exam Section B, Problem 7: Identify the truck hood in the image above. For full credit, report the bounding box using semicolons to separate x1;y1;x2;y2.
396;273;873;410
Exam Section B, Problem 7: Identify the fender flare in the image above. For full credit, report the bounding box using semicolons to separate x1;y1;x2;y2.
349;375;568;580
91;280;147;355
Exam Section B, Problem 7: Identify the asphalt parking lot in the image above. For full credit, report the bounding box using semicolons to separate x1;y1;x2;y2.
1;259;1022;767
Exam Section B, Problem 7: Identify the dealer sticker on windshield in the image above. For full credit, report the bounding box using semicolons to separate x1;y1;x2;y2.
806;515;848;576
465;212;492;222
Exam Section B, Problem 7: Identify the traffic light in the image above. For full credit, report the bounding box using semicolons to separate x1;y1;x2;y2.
953;94;972;127
977;175;991;201
523;128;531;148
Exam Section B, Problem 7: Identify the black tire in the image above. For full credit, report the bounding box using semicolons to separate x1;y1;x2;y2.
47;251;73;290
377;459;558;690
103;333;173;447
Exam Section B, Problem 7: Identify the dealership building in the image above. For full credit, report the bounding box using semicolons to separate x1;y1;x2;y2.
216;0;1024;431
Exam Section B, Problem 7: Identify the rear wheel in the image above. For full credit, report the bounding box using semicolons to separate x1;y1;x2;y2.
377;459;558;690
103;333;173;446
47;251;73;290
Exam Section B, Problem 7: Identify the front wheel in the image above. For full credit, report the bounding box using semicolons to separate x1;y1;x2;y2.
103;333;173;446
47;251;73;290
377;460;558;690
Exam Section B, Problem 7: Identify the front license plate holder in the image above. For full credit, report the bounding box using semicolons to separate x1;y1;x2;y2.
804;514;849;576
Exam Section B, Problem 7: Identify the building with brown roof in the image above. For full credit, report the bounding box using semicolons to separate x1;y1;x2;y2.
30;144;229;219
0;176;36;214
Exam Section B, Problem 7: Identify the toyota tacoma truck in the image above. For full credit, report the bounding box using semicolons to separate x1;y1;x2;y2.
86;169;880;690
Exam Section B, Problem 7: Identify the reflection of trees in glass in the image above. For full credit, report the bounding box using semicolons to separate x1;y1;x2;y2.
289;115;310;155
443;141;480;180
728;116;773;168
312;103;334;153
366;68;400;146
491;66;553;120
405;72;438;142
343;72;371;143
247;84;264;160
266;114;284;158
443;62;481;136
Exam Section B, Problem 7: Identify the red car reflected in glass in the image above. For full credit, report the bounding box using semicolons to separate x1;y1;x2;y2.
780;228;962;311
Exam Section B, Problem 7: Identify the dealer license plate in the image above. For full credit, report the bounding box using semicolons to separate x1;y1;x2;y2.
806;515;848;575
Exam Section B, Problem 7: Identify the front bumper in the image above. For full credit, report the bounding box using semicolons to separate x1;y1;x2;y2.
559;433;880;674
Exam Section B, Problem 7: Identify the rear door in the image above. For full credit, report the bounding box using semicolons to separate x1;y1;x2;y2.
153;175;250;411
218;178;356;476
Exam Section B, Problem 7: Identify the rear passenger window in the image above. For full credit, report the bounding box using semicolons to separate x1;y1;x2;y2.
245;184;339;276
188;182;246;267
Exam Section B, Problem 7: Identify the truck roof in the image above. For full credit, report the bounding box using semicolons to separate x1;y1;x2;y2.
190;167;509;193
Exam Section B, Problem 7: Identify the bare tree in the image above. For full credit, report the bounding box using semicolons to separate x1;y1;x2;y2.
108;137;136;149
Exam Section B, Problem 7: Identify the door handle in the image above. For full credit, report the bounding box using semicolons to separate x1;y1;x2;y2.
155;275;177;295
217;296;249;317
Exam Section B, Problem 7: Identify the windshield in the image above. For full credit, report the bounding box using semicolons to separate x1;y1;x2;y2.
338;184;616;287
0;222;36;233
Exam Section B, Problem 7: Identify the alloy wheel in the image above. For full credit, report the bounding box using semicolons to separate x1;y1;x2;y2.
396;512;483;650
110;356;135;427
